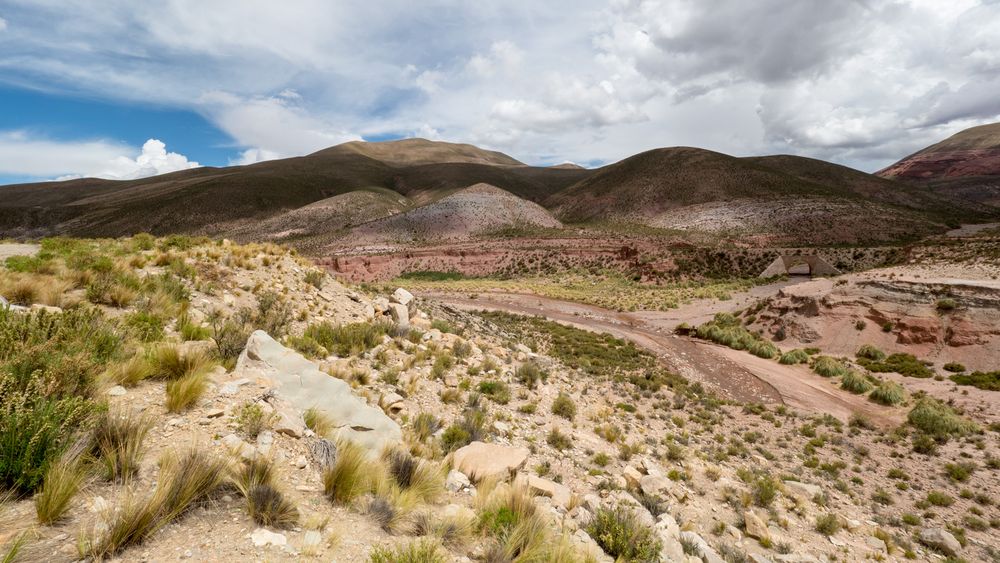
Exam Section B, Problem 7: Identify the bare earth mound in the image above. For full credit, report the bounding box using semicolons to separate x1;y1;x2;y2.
347;183;562;244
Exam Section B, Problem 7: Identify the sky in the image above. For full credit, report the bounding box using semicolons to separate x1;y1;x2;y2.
0;0;999;185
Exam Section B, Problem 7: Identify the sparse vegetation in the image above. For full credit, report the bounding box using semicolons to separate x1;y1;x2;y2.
587;505;662;561
551;392;576;420
696;312;778;359
869;380;906;406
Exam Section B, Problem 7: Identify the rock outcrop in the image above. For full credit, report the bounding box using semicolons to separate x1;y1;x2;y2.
235;330;401;453
452;441;529;482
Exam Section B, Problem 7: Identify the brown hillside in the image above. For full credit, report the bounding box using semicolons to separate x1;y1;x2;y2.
326;138;524;166
878;122;1000;180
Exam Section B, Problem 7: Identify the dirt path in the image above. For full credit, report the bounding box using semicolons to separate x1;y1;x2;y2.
422;288;900;426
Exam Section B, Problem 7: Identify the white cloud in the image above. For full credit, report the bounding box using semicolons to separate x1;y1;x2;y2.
0;16;7;31
0;132;198;180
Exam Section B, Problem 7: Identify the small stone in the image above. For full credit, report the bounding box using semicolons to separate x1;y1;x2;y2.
205;408;226;418
250;528;287;547
446;469;471;492
107;385;127;397
295;456;308;469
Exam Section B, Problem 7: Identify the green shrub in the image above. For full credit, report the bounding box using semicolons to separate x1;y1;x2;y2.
935;298;957;312
302;321;390;357
926;490;953;507
949;370;1000;391
942;362;966;373
514;362;546;389
859;353;934;378
478;380;511;405
907;397;979;439
856;344;885;361
943;462;975;482
369;539;445;563
840;370;873;394
815;513;841;536
551;392;576;420
125;311;165;342
695;313;779;358
546;428;573;451
751;474;779;507
587;506;662;562
779;349;810;365
812;356;849;378
869;381;906;406
235;402;275;439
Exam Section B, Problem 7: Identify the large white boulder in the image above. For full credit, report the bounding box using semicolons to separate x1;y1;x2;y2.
236;331;401;453
452;441;529;482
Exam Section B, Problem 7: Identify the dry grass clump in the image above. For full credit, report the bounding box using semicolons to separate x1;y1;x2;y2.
411;510;474;548
840;370;874;394
811;356;849;378
165;371;209;412
34;447;87;525
147;344;214;381
102;354;155;388
323;440;377;504
474;480;561;562
383;448;444;503
304;407;334;437
234;456;299;529
368;538;446;563
0;272;71;307
81;449;228;559
586;505;662;562
907;397;979;440
90;409;153;482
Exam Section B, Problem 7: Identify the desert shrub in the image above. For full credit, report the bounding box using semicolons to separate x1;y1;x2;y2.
696;313;778;358
304;270;325;289
812;356;848;378
926;490;954;507
546;428;573;451
751;474;779;507
514;361;546;389
90;408;153;482
856;344;886;361
478;380;511;404
236;402;275;439
124;311;165;342
551;392;576;420
815;513;841;536
209;293;294;361
369;538;446;563
859;353;934;378
942;362;966;373
840;370;874;394
302;320;390;357
779;349;809;365
949;370;1000;391
907;397;979;440
943;462;975;482
935;298;957;312
177;312;210;341
869;381;906;406
587;505;662;562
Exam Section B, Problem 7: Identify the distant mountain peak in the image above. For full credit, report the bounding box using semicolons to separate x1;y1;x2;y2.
316;138;524;167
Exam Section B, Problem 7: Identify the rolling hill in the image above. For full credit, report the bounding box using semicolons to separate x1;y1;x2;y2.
0;137;995;247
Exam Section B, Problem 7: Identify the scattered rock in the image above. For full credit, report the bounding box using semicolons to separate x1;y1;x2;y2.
919;527;961;556
452;441;529;482
678;531;725;563
622;465;643;490
106;385;127;397
250;528;287;547
446;469;471;492
219;378;250;396
639;474;668;496
744;510;770;541
526;475;572;508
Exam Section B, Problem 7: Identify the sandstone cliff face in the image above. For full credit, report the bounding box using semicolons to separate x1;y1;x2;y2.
752;277;1000;371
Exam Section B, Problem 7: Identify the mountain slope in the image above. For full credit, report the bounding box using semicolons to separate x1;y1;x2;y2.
877;122;1000;180
327;138;525;166
344;183;561;246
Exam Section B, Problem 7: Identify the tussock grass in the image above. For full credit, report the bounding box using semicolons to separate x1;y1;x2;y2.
779;349;810;365
304;407;334;437
103;354;155;388
82;449;227;559
369;538;445;563
551;393;576;420
907;397;979;439
245;482;299;528
90;409;152;482
411;510;474;547
165;371;208;412
147;345;214;381
868;380;906;406
323;440;376;504
811;356;849;378
35;447;86;525
840;370;874;394
696;313;778;359
300;321;390;357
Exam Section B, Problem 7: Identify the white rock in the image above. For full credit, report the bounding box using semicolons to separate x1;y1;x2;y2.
452;441;529;482
919;527;961;556
106;385;127;397
250;528;287;547
446;469;471;492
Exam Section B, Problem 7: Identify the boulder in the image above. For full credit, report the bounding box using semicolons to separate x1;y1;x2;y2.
452;441;529;482
782;480;822;500
379;392;405;416
446;469;471;492
526;475;572;508
640;474;669;496
272;407;306;438
655;513;685;562
622;466;643;490
372;297;390;314
744;510;769;541
919;527;961;556
388;303;410;331
678;531;725;563
236;331;401;453
391;287;415;309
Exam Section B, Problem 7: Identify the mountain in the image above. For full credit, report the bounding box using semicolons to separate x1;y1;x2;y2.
0;138;993;247
0;139;587;238
877;123;1000;180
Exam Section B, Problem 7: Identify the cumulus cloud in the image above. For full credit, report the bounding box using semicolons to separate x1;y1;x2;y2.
0;132;198;180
